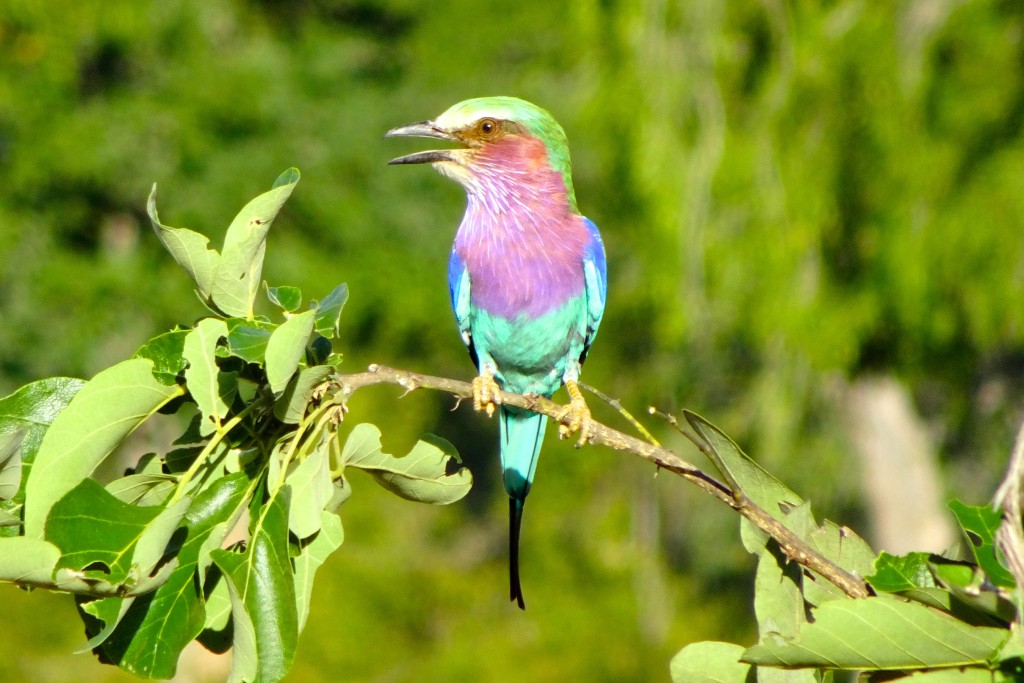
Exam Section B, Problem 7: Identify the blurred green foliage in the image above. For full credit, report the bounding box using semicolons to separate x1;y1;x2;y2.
1;0;1023;680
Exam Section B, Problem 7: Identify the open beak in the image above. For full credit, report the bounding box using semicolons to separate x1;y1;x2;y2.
385;121;460;165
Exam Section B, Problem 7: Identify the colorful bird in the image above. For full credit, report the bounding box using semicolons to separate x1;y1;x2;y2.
386;97;607;609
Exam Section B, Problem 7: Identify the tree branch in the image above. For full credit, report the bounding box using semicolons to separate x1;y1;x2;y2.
336;364;871;599
994;416;1024;595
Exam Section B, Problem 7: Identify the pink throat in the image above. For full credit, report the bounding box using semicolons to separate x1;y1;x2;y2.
454;136;588;319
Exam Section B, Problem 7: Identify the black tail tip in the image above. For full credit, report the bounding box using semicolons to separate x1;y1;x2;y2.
509;497;527;610
511;585;526;610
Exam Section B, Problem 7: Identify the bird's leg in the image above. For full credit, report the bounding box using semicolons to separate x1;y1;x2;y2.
472;369;501;418
558;380;593;446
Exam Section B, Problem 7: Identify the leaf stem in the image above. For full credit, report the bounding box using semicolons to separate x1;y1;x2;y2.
171;399;263;503
270;399;336;495
579;381;660;447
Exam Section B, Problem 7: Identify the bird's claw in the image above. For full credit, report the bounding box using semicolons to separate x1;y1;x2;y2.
472;372;501;418
558;380;593;446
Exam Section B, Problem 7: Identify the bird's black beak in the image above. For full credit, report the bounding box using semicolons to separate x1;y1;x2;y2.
385;120;459;165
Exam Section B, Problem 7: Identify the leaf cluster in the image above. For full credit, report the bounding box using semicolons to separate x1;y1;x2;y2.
0;170;471;682
671;414;1022;682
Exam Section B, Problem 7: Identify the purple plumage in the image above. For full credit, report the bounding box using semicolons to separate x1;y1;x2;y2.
454;135;590;319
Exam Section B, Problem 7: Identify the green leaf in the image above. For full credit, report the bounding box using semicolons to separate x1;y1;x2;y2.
882;668;1012;681
273;365;333;424
0;503;21;528
285;442;334;539
685;411;875;604
341;424;472;505
94;473;252;679
198;557;233;653
212;486;298;683
0;376;85;507
265;309;316;393
670;641;753;683
78;595;138;654
0;536;61;585
210;168;300;318
271;167;300;189
743;595;1009;670
929;556;1016;624
219;572;259;683
758;503;833;608
0;428;25;500
996;630;1024;674
326;474;352;512
293;511;343;632
46;479;164;584
24;359;183;538
106;474;176;507
800;515;876;605
133;495;191;580
309;336;335;365
148;184;221;297
183;317;233;435
267;285;302;312
900;585;1013;627
931;557;978;589
949;499;1016;588
684;410;803;552
754;541;806;641
314;283;348;339
134;329;189;385
226;318;276;364
869;551;937;593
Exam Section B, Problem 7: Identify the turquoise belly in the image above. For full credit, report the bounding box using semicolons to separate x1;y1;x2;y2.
471;297;587;397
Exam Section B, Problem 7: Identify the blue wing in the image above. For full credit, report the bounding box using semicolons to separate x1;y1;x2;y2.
448;247;474;357
581;217;607;362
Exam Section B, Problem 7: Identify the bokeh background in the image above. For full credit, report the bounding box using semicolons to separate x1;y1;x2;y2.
2;1;1024;680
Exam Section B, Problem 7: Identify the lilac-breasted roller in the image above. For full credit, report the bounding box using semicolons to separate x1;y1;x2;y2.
386;97;607;609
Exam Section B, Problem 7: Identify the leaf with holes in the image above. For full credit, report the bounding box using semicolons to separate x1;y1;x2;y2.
134;329;189;385
949;500;1015;589
91;473;252;679
210;168;300;318
341;424;471;505
869;551;937;593
46;479;166;585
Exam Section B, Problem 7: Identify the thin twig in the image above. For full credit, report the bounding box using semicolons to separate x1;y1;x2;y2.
335;364;871;599
578;382;660;447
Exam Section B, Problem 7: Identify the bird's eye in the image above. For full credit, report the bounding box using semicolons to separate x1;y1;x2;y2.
478;118;499;137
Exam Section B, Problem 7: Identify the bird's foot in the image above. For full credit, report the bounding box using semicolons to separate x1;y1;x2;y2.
472;372;501;418
558;380;593;446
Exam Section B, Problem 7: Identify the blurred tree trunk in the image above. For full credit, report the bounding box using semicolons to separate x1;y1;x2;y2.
845;376;955;554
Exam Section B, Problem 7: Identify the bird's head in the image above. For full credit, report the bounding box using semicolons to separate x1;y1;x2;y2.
386;96;577;208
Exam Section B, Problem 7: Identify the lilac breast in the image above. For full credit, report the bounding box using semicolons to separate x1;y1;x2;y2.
454;143;588;319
